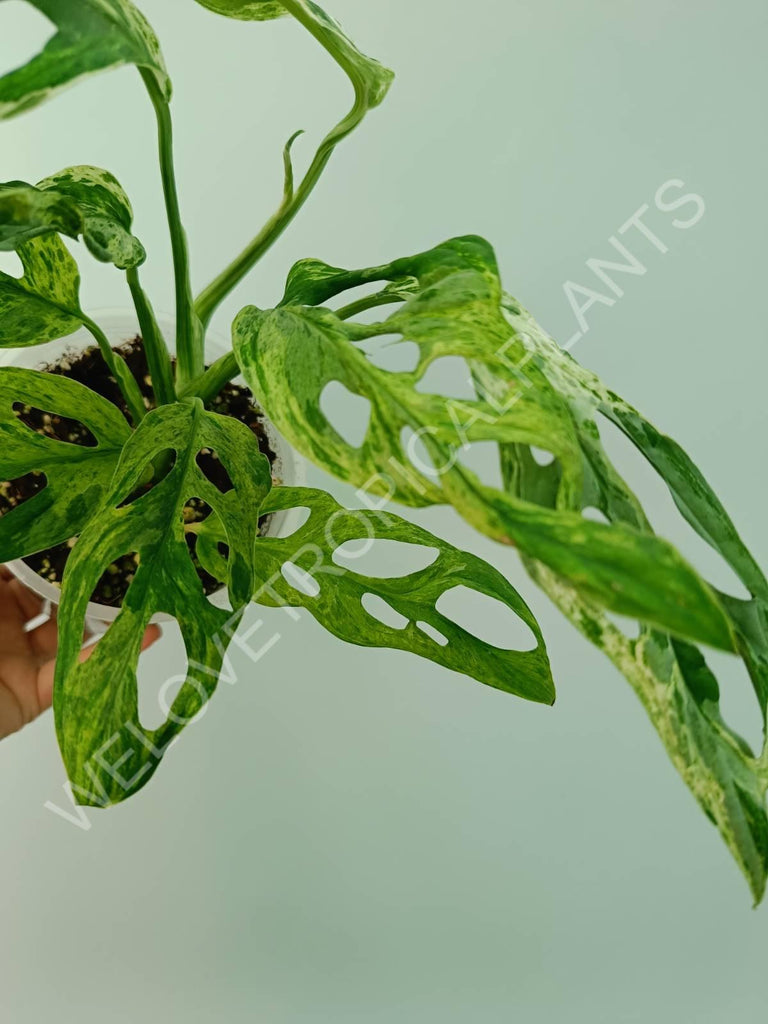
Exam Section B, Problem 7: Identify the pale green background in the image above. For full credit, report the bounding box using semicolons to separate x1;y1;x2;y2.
0;0;767;1020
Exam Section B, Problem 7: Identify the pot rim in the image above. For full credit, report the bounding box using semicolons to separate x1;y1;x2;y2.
3;310;306;626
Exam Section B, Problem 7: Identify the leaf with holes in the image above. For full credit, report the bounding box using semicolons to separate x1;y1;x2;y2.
54;400;271;805
0;367;131;561
493;296;768;903
0;0;170;121
233;236;735;652
198;486;555;704
502;297;768;721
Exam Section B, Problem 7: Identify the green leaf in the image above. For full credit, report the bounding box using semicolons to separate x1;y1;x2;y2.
193;0;287;19
0;233;83;347
0;0;170;121
236;233;768;898
495;298;768;901
0;367;131;560
36;166;146;270
55;400;553;804
0;168;145;270
503;299;768;723
232;236;735;652
0;182;82;250
199;486;556;704
54;400;272;805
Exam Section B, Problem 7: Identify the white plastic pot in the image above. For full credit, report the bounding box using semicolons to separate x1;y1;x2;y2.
2;311;305;625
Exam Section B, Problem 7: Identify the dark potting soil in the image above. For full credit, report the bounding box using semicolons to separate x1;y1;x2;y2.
0;337;277;609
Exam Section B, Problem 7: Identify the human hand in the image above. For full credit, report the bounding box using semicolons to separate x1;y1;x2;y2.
0;567;160;741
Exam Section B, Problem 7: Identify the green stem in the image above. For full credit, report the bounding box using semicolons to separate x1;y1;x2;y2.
81;316;146;426
194;0;392;331
140;68;201;386
126;267;176;406
181;351;238;406
336;291;402;321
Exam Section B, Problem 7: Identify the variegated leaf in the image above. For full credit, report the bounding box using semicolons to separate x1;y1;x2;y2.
198;486;556;704
0;167;145;270
234;233;768;900
232;237;734;652
54;400;272;805
193;0;287;19
36;166;146;270
0;183;82;250
0;233;83;347
528;559;768;905
491;300;768;902
0;0;170;121
0;367;131;561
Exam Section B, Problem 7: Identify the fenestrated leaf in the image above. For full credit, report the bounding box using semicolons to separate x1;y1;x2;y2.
0;233;83;347
0;182;82;250
502;298;768;723
199;486;556;704
491;298;768;900
0;367;131;561
193;0;287;18
236;232;768;899
36;166;146;270
0;0;171;121
232;236;735;653
54;400;272;805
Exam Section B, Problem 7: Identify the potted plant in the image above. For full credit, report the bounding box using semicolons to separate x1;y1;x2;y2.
1;0;766;904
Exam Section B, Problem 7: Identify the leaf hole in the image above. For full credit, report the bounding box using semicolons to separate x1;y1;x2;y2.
458;441;505;491
361;335;419;373
604;611;641;639
0;470;47;517
138;616;186;731
117;449;177;509
271;504;311;539
196;447;234;494
703;646;764;755
320;381;371;449
0;2;56;80
281;561;320;598
582;505;611;524
416;356;476;400
0;251;23;278
417;621;449;647
436;586;538;651
361;593;409;630
332;539;439;577
531;446;556;467
330;283;408;324
12;402;97;447
88;550;140;609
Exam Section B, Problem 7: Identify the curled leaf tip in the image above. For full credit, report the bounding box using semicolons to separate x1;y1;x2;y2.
282;129;306;201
